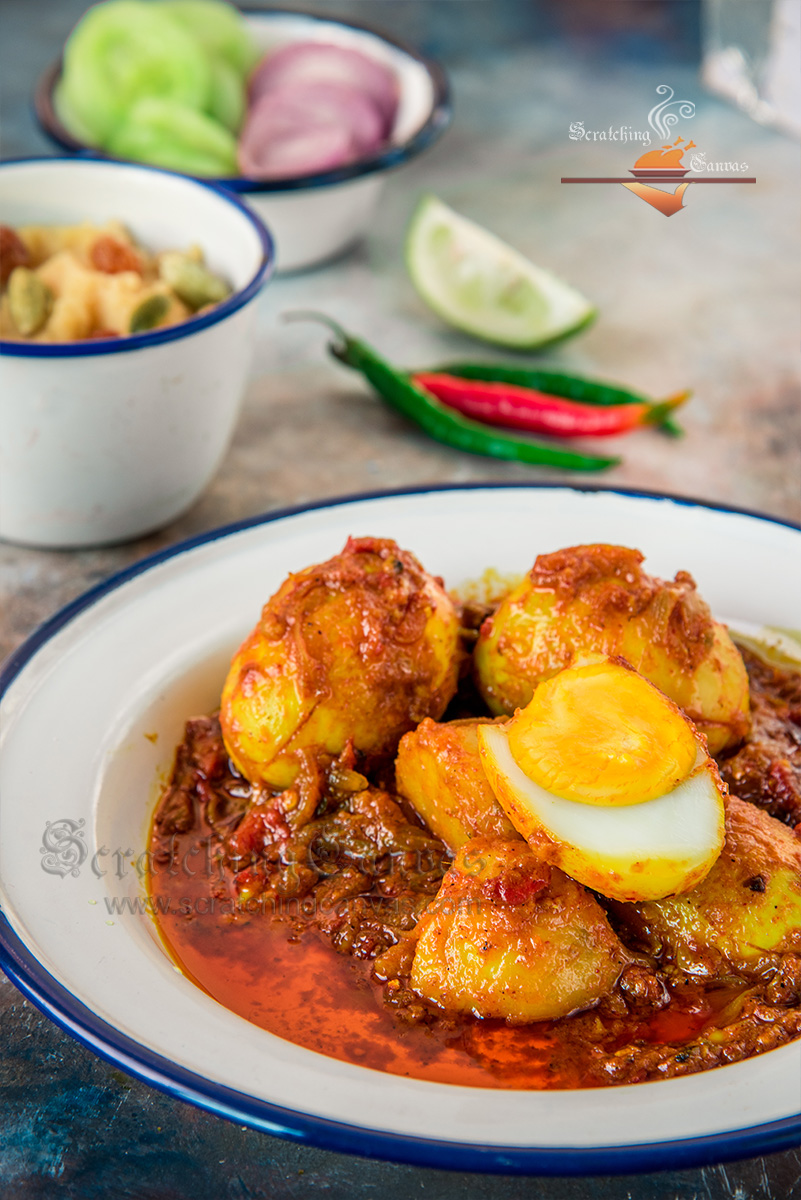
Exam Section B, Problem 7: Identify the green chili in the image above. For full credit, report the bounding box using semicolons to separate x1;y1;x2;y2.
425;362;686;437
286;313;620;473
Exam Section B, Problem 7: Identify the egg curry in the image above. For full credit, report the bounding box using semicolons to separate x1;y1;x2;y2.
150;537;801;1089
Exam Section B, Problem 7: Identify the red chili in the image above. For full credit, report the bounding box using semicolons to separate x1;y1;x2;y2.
412;373;688;439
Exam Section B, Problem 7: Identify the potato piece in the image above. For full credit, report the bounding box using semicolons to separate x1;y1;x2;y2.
474;544;749;755
395;717;517;852
613;796;801;975
221;537;461;788
411;838;628;1022
0;295;17;339
95;276;189;336
34;252;97;342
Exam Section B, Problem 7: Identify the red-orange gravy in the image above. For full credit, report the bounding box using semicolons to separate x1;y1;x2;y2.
149;825;738;1090
146;632;801;1089
151;861;512;1088
147;708;775;1091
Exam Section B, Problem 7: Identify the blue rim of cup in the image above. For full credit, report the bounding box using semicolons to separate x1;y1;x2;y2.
33;7;453;197
0;156;275;358
0;482;800;1174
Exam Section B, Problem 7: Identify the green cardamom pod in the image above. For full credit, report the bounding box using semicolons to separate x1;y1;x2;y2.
159;252;231;311
129;293;170;334
8;267;53;336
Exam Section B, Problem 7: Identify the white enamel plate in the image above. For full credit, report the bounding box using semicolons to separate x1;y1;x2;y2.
1;485;800;1173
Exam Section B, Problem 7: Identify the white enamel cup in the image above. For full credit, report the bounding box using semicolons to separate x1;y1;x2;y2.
0;158;273;548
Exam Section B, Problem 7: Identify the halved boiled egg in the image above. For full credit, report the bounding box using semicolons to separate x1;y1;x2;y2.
477;658;727;902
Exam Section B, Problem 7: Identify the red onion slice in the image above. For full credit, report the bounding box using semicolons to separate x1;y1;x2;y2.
239;120;356;179
238;80;389;178
249;41;399;134
261;81;384;153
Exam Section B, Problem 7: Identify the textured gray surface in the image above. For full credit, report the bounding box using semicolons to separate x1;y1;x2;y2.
1;1;800;1196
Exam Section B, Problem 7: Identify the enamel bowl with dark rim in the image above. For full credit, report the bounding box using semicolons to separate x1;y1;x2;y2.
35;9;451;273
1;485;800;1172
0;158;273;548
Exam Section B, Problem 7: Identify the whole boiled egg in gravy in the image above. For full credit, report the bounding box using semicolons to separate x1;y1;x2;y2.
477;657;727;902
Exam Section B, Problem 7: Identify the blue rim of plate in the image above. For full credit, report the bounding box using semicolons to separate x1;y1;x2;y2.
1;482;800;1175
33;8;452;197
0;157;274;358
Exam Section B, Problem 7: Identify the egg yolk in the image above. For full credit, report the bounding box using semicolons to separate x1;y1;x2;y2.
505;660;698;806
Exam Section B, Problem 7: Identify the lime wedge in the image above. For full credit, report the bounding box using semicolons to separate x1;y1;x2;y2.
406;196;596;350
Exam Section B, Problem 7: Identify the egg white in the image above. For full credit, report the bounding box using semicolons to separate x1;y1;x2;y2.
478;724;726;902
